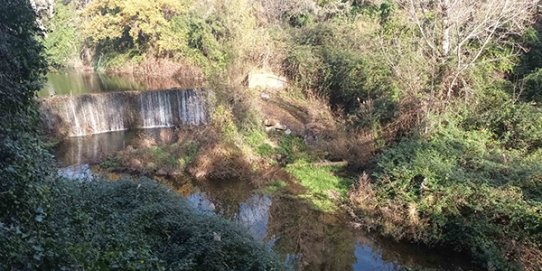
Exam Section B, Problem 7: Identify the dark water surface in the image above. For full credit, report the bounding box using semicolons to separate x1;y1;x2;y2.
55;129;481;271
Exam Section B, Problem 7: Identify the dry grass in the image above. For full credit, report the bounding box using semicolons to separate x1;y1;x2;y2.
504;240;542;271
188;139;255;182
348;173;431;241
108;57;205;85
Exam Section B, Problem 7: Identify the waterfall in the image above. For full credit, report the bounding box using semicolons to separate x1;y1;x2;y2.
40;88;208;137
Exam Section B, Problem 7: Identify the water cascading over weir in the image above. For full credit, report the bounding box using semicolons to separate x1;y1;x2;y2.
39;88;209;137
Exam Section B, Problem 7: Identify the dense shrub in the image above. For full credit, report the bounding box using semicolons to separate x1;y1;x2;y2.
1;179;281;270
284;18;399;127
522;68;542;103
0;0;50;221
352;119;542;270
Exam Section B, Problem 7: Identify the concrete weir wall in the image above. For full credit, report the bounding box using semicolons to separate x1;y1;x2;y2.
39;88;209;137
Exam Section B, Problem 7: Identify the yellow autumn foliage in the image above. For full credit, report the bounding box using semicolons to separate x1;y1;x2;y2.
81;0;190;48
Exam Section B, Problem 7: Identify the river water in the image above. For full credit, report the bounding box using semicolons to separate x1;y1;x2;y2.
38;70;198;97
47;72;480;271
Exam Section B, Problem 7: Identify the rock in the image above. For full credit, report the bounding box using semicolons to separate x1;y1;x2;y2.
170;169;184;176
156;168;168;176
129;158;142;169
58;164;93;182
247;71;287;91
260;92;271;100
126;145;135;152
284;128;292;135
264;119;287;132
264;119;279;126
146;162;156;170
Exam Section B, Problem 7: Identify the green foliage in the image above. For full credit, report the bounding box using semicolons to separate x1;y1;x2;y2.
369;119;542;270
244;129;268;149
466;85;542;152
75;0;237;72
284;18;399;127
262;180;288;194
150;146;178;167
277;135;308;164
515;27;542;78
522;68;542;103
178;140;199;168
82;0;189;50
43;1;83;68
0;0;50;221
100;156;122;169
256;143;275;157
159;14;228;71
286;160;351;212
1;179;282;270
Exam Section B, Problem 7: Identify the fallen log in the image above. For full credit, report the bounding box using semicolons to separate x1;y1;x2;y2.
313;160;348;167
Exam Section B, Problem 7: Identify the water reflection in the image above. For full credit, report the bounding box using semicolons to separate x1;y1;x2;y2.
353;243;399;271
38;71;201;97
54;128;178;167
178;181;479;271
54;130;480;271
186;192;216;215
236;195;272;242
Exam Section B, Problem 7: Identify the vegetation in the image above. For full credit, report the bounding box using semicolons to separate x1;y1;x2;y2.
2;178;280;270
0;1;281;270
33;0;542;270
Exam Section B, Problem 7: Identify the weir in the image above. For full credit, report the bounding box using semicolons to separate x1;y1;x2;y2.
39;88;208;137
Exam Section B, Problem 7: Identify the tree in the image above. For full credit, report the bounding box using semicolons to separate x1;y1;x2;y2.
0;0;51;219
401;0;538;100
81;0;190;51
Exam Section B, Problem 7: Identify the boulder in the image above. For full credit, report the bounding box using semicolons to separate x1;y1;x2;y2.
246;71;287;91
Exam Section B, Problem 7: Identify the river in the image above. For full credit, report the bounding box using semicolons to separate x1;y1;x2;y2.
45;72;481;271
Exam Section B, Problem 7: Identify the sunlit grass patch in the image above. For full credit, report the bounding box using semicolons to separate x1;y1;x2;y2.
286;159;352;212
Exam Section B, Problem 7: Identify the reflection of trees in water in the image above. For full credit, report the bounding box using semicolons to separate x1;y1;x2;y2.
184;184;272;242
354;233;480;271
267;196;356;271
236;195;272;242
41;71;203;96
197;180;255;218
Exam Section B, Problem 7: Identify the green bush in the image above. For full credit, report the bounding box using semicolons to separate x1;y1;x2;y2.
284;19;399;127
522;68;542;103
0;0;50;221
1;179;282;270
466;86;542;151
366;121;542;270
159;14;228;71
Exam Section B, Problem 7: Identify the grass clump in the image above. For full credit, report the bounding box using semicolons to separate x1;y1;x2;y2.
287;159;352;212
